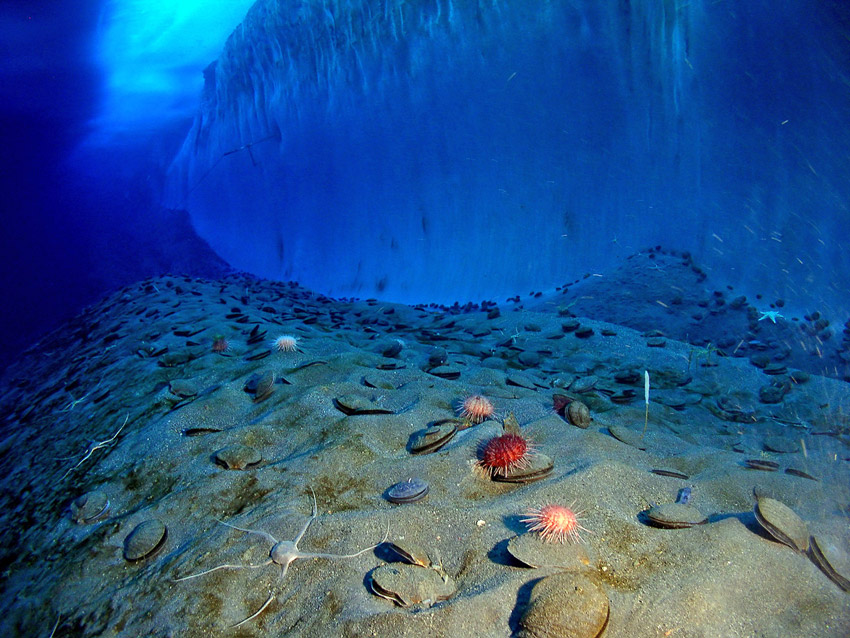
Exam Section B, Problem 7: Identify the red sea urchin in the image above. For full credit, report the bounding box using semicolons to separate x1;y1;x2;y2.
478;433;531;477
522;503;589;544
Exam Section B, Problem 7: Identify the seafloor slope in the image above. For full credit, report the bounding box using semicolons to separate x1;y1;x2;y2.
0;264;848;636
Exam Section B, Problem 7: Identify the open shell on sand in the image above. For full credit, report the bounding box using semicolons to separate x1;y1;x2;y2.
70;490;110;524
368;564;456;607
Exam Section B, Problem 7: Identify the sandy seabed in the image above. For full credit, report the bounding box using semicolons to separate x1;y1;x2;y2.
0;263;848;637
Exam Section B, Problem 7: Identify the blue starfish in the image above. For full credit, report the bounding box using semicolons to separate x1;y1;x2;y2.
758;310;784;323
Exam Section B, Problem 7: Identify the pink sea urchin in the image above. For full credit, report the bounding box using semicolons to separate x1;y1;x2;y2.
522;503;588;544
459;394;495;424
272;334;298;352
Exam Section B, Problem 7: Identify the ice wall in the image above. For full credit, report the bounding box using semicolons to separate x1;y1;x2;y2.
168;0;850;310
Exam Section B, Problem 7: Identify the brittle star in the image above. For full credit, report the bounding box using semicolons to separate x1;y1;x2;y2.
59;414;128;480
58;390;92;413
174;488;388;628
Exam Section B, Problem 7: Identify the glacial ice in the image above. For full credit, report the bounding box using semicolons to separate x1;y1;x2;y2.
167;0;850;310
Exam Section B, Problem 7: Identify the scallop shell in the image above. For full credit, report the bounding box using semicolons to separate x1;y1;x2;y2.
491;452;554;484
213;444;262;470
386;540;436;568
70;490;110;524
380;339;403;358
408;422;457;455
386;478;429;504
253;371;276;403
567;401;592;428
567;374;599;393
645;503;707;529
334;394;394;415
754;496;809;553
123;519;167;562
428;365;461;380
169;379;200;398
507;533;593;570
506;372;538;390
518;572;609;638
368;564;456;607
807;535;850;592
607;424;647;451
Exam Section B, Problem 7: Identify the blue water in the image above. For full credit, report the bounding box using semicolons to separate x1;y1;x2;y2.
2;1;849;368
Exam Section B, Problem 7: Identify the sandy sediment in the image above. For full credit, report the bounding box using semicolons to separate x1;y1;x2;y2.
0;271;847;637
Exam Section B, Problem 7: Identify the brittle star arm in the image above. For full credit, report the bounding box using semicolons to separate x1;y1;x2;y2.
298;520;391;561
216;519;279;545
232;593;275;629
173;557;273;582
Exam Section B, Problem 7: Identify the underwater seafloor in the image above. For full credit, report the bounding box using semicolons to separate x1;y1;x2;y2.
0;248;848;637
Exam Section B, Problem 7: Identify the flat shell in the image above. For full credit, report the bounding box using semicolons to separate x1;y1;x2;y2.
808;535;850;592
368;564;456;607
754;496;809;552
123;519;167;562
607;424;647;451
386;478;429;504
491;452;554;484
428;365;461;380
214;444;262;470
334;394;395;415
744;458;780;471
506;372;539;390
763;435;799;453
507;533;593;570
70;490;110;524
169;379;200;398
646;503;707;529
518;572;609;638
409;423;457;455
568;376;599;393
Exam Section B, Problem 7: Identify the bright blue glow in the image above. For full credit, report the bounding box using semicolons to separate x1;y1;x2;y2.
89;0;254;143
